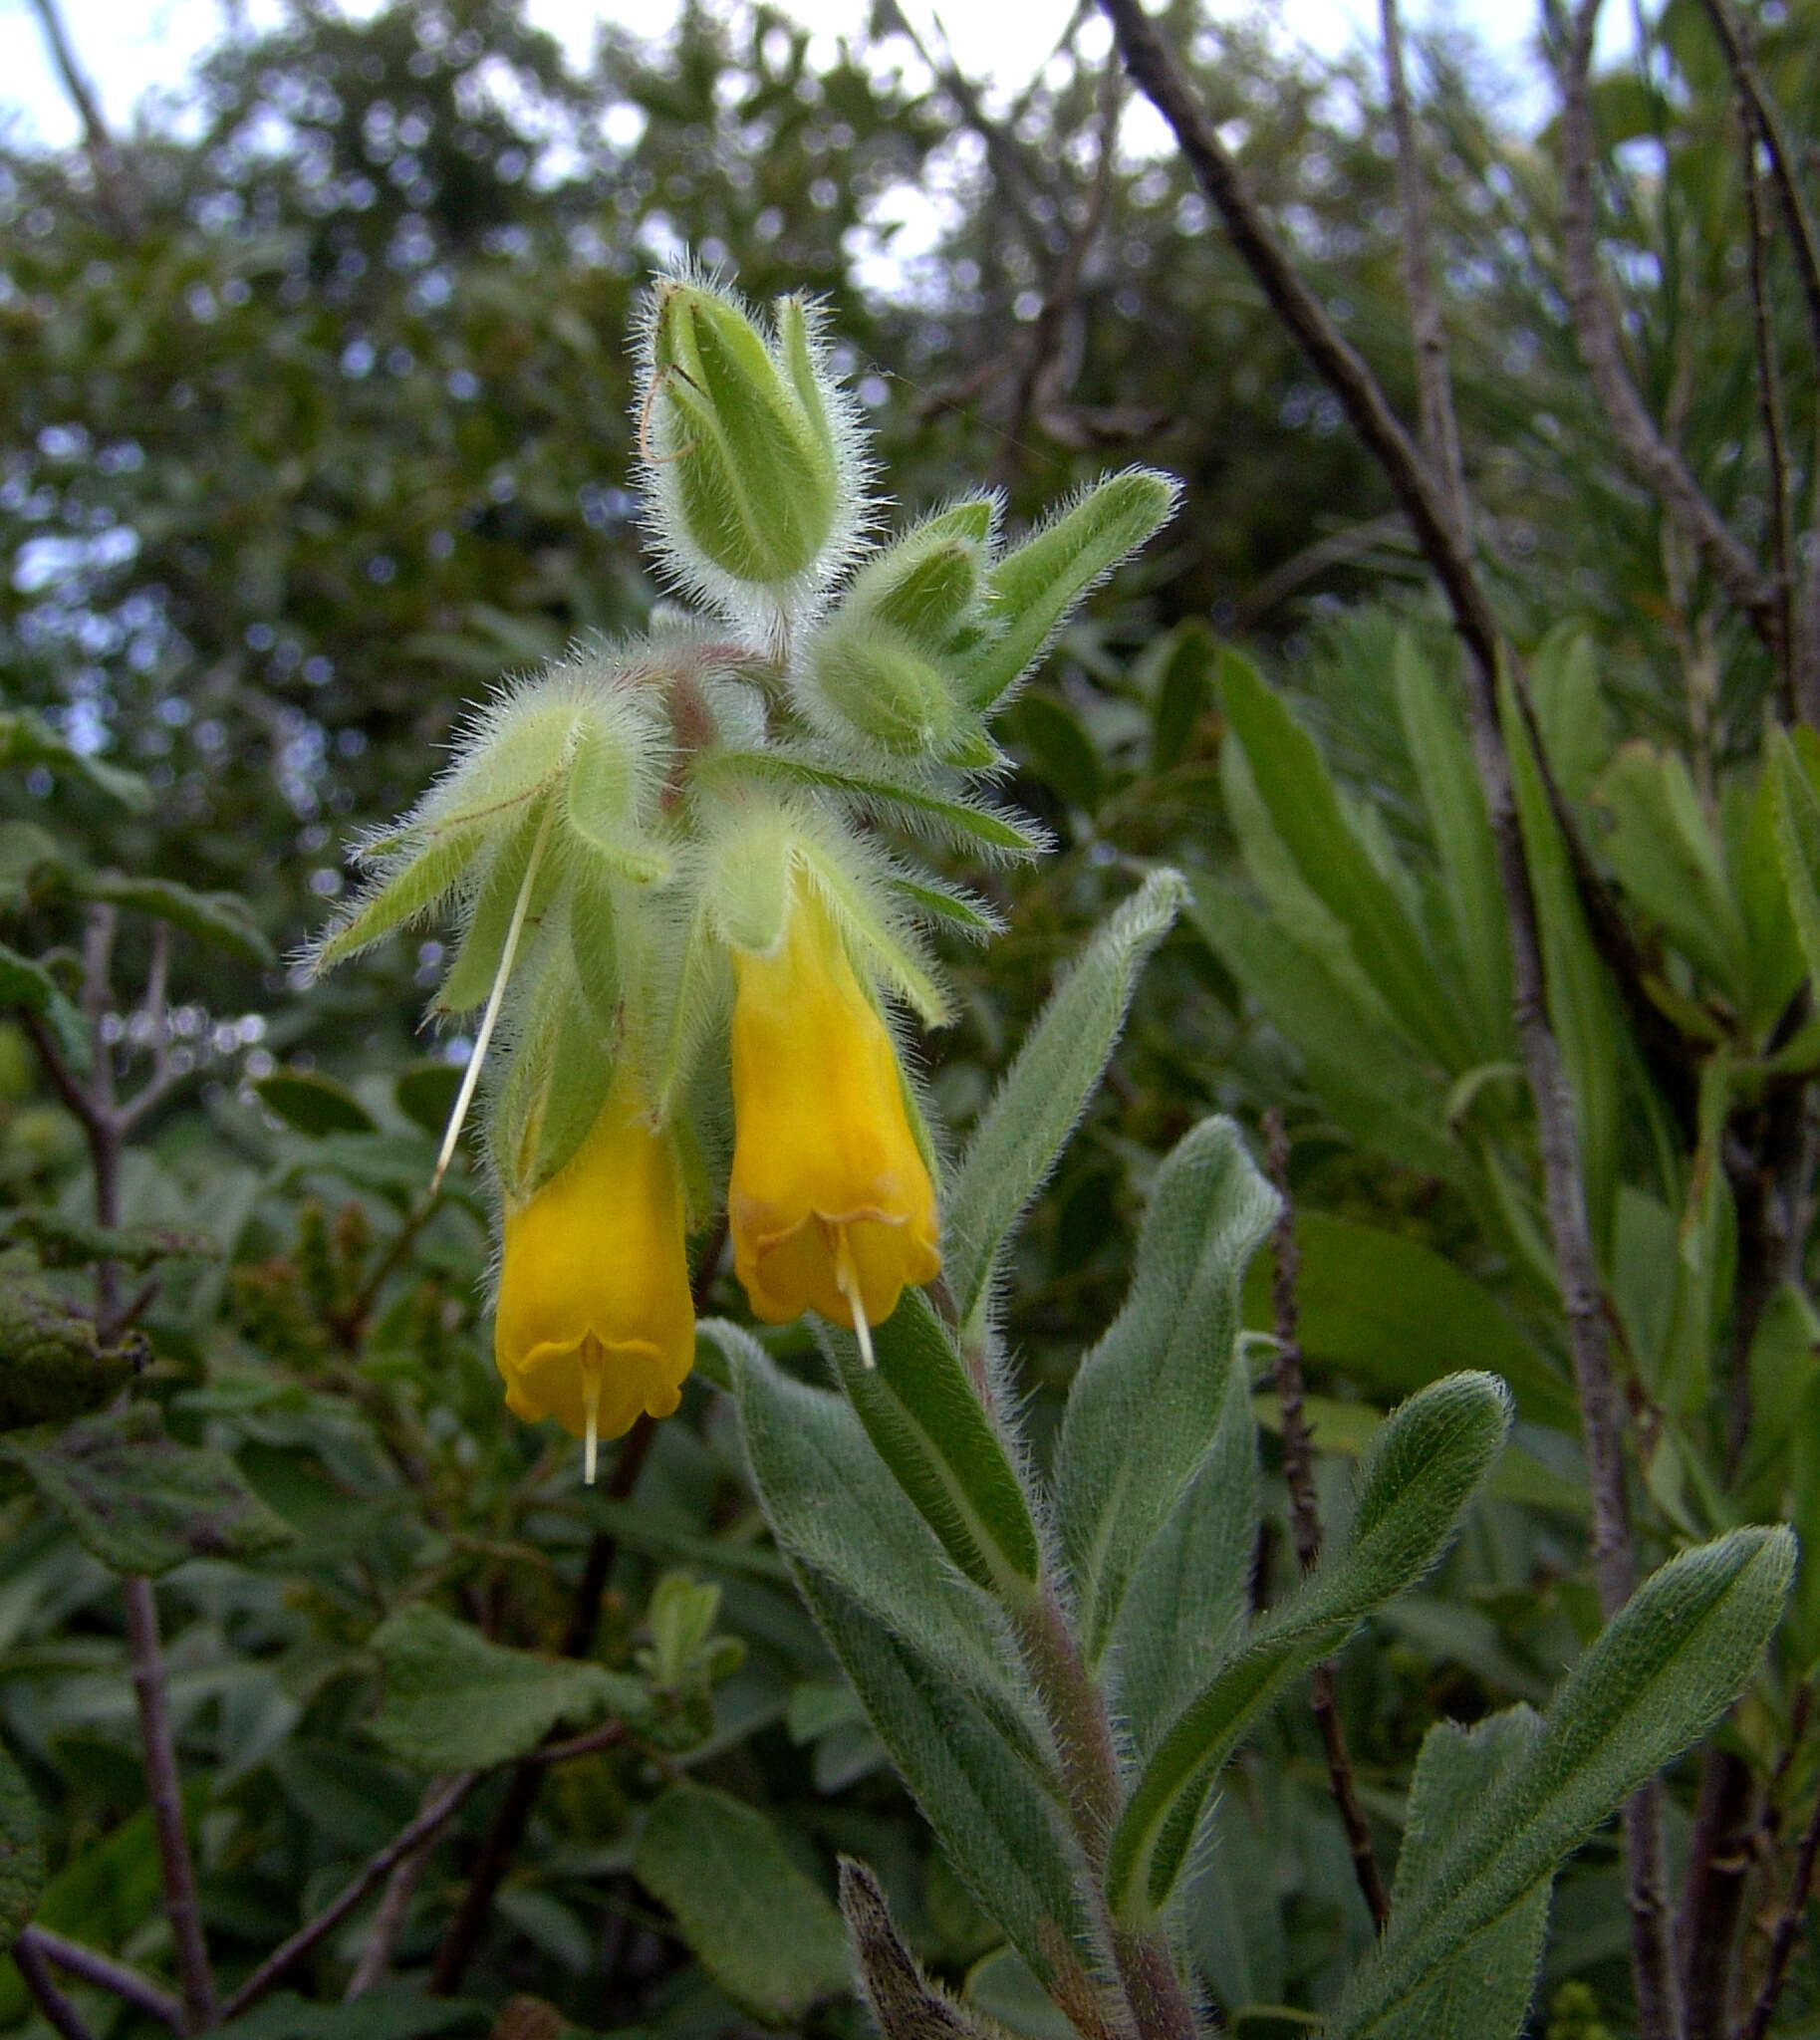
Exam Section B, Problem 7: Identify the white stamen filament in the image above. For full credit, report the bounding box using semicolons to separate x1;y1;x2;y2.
835;1231;874;1370
431;801;555;1194
583;1361;602;1486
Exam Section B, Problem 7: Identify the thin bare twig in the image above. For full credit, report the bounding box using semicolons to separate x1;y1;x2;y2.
1264;1113;1392;1931
15;1925;184;2031
123;1577;217;2034
529;1717;631;1767
1695;0;1820;367
342;1840;432;2001
1738;101;1798;725
1379;0;1469;544
23;0;140;235
1096;5;1669;2027
1737;1777;1820;2040
1558;0;1782;661
11;1931;100;2040
221;1770;480;2020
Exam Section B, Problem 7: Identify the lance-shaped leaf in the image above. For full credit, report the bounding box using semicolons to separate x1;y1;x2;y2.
1328;1526;1794;2040
1106;1373;1510;1924
947;868;1185;1334
1240;1212;1579;1431
368;1605;650;1770
1356;1709;1550;2040
74;874;275;966
0;1740;44;1960
2;1402;295;1576
0;707;150;810
1394;632;1511;1061
1501;671;1623;1263
840;1860;1005;2040
718;1321;1042;1751
1220;649;1473;1077
727;1331;1086;1990
1772;726;1820;990
1055;1117;1278;1666
636;1782;851;2026
821;1289;1041;1601
958;469;1179;710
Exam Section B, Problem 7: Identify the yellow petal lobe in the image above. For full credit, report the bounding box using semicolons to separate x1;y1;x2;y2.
493;1070;694;1451
728;890;940;1330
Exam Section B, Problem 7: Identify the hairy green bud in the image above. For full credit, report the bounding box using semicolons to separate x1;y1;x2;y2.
805;617;978;761
644;279;853;604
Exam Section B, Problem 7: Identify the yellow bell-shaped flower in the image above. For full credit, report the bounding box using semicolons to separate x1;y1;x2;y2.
728;887;940;1355
494;1069;694;1481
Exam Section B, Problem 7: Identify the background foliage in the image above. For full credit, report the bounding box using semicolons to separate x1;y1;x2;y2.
4;0;1820;2036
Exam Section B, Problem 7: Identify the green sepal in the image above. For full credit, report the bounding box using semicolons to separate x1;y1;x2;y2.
957;469;1179;710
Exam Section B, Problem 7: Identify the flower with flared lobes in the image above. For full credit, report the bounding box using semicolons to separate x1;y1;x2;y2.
494;1072;694;1480
727;889;940;1344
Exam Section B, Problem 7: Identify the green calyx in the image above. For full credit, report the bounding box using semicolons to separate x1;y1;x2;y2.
650;281;842;592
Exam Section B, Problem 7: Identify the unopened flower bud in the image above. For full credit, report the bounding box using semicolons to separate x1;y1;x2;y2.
805;617;974;760
643;278;854;603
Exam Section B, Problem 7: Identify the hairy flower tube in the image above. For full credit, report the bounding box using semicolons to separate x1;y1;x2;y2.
727;884;940;1359
493;1068;694;1482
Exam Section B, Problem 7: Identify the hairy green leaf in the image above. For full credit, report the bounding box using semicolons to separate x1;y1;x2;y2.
1329;1528;1793;2038
1106;1374;1510;1923
2;1403;294;1574
0;1741;44;1960
636;1782;851;2025
822;1289;1040;1599
368;1605;650;1770
947;868;1185;1333
1056;1117;1278;1664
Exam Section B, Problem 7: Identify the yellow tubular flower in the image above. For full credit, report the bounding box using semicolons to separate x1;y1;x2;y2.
728;887;940;1359
494;1070;694;1482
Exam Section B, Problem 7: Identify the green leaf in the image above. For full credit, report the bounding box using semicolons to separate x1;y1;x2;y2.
1056;1118;1278;1665
0;709;150;811
1110;1350;1258;1757
725;1330;1085;1990
1186;881;1460;1182
394;1061;462;1138
1106;1374;1510;1923
635;1782;851;2025
822;1289;1041;1599
1394;632;1511;1059
1220;649;1472;1075
695;749;1044;862
1771;727;1820;993
255;1069;380;1138
1241;1212;1578;1431
959;469;1179;709
1;1403;295;1574
946;869;1185;1334
211;1986;489;2039
1001;690;1104;812
1598;742;1748;999
367;1606;650;1770
0;1741;44;1960
0;1210;213;1272
76;874;275;965
1360;1710;1551;2040
843;1862;1012;2040
1501;671;1623;1264
1149;619;1218;775
1328;1527;1794;2039
718;1322;1043;1752
0;939;90;1070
